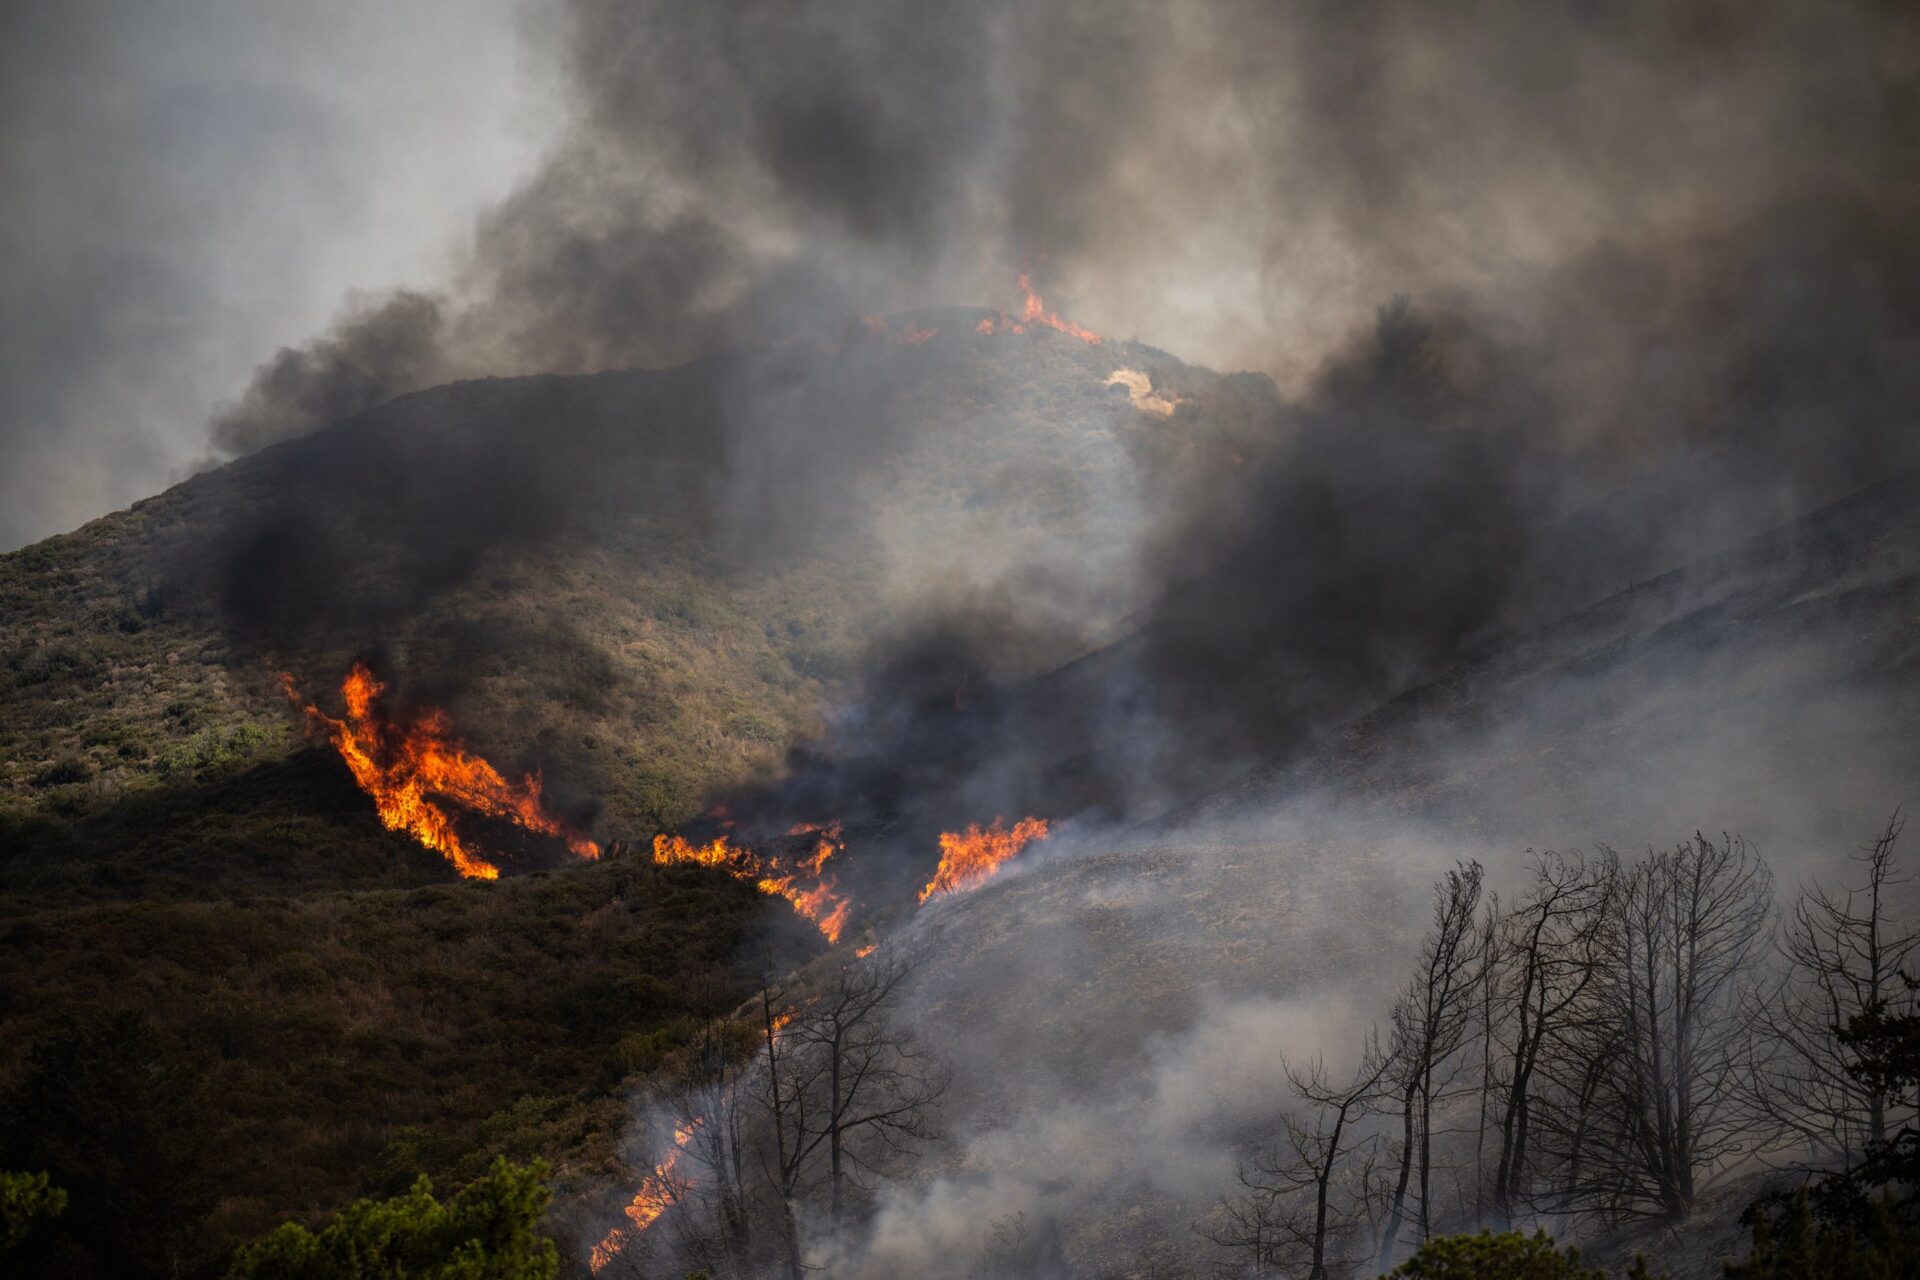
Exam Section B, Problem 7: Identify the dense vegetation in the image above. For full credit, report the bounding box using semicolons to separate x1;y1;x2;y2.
234;1158;560;1280
0;332;1268;1274
0;857;812;1273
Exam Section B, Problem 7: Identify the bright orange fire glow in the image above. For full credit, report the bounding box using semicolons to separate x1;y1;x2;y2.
919;816;1051;902
284;664;599;880
975;277;1101;343
1015;273;1101;342
859;315;941;346
653;825;853;942
589;1118;702;1272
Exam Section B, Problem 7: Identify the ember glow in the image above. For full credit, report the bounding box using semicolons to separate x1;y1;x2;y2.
977;276;1101;343
919;816;1051;902
589;1118;701;1273
860;314;940;345
652;824;853;942
283;663;599;879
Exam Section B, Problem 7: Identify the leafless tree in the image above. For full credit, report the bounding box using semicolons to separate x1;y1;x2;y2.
1574;834;1773;1220
670;1019;758;1278
1484;850;1616;1227
1743;810;1918;1164
1197;1162;1296;1276
751;974;815;1280
751;952;948;1275
1205;1033;1395;1280
1376;860;1485;1269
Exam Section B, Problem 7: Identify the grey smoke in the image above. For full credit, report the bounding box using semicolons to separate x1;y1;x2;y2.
200;0;1918;484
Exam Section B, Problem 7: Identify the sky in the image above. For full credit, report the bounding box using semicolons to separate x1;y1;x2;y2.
4;0;1915;553
0;0;554;550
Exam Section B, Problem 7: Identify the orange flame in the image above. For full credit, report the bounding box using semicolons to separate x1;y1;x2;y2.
284;664;599;880
653;825;852;942
589;1118;702;1272
975;276;1100;343
919;817;1051;902
1016;273;1101;342
590;1013;802;1271
857;314;940;346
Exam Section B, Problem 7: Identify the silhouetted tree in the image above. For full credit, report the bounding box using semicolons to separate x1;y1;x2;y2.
1485;851;1615;1226
753;952;947;1276
1576;835;1773;1219
1745;811;1918;1162
1378;861;1486;1268
1207;1033;1395;1280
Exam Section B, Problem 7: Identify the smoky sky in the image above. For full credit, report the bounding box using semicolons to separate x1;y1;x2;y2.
0;0;548;552
10;0;1917;553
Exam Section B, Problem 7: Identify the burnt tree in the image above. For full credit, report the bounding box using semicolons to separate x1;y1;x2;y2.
1377;860;1485;1268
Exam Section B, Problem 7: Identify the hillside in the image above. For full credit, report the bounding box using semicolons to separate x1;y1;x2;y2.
7;309;1916;1275
0;314;1271;907
874;461;1920;1279
0;316;1275;1269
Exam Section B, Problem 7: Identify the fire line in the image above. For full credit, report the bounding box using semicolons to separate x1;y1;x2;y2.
284;663;600;879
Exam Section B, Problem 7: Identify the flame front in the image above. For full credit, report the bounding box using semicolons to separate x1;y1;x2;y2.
652;824;852;942
589;1118;702;1272
919;816;1051;902
284;663;599;879
977;276;1101;343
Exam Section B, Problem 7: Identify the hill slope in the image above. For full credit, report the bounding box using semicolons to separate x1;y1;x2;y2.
0;316;1273;1269
870;463;1920;1279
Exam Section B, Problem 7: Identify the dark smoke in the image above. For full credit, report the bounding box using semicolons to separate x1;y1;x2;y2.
183;0;1920;879
207;291;451;458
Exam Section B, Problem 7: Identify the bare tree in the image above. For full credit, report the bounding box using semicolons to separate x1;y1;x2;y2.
672;1019;757;1278
1485;850;1616;1227
1744;810;1917;1163
751;952;948;1274
751;973;816;1280
1577;834;1773;1220
1376;860;1485;1269
1206;1033;1395;1280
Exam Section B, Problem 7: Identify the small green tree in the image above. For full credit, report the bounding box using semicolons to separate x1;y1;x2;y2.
1385;1229;1606;1279
1;1170;68;1252
234;1157;559;1280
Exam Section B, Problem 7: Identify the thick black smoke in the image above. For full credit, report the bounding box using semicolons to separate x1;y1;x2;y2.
185;0;1920;878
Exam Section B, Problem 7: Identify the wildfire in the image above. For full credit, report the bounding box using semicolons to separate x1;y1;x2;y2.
283;663;599;880
918;816;1051;902
976;275;1101;343
591;1005;800;1271
652;824;853;942
589;1118;702;1273
859;314;940;346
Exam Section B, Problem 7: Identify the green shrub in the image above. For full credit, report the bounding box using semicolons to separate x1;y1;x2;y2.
1;1170;67;1252
1386;1229;1611;1279
234;1157;558;1280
